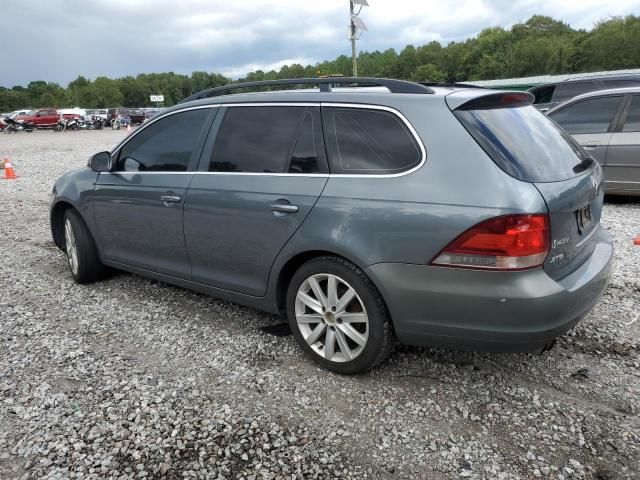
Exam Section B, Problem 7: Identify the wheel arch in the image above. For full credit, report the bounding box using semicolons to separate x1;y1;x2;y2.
50;200;76;250
274;249;391;320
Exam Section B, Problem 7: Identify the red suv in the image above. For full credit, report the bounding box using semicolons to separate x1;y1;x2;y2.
16;109;59;129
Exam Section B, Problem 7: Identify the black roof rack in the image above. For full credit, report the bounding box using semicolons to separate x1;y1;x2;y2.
419;82;487;89
180;77;434;103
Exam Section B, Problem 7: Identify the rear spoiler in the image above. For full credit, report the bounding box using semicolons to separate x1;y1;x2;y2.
446;91;534;110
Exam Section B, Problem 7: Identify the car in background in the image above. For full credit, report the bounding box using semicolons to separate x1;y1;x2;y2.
9;109;33;119
141;107;167;122
50;78;613;374
547;87;640;196
58;108;86;120
86;109;108;123
16;109;59;129
106;108;145;125
529;74;640;112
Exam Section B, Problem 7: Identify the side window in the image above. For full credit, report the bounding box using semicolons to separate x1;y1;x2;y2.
549;96;622;134
622;96;640;133
603;79;640;89
116;109;210;172
554;81;597;103
531;85;555;104
322;107;421;174
209;106;324;173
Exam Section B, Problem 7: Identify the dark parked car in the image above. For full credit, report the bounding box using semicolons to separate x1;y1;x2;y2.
529;74;640;112
50;78;613;374
547;87;640;196
106;108;146;125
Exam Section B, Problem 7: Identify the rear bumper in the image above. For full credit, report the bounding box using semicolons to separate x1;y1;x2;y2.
366;227;613;352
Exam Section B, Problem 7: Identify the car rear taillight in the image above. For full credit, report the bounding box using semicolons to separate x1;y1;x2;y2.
431;214;550;270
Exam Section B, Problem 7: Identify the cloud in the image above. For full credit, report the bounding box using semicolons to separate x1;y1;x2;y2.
2;0;639;87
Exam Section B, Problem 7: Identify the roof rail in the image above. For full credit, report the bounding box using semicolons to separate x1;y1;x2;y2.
569;72;640;81
419;82;487;89
180;77;434;103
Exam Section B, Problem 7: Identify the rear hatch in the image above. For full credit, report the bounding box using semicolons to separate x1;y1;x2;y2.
449;91;604;280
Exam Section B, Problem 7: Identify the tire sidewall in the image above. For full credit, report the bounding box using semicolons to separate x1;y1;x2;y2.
286;257;390;374
63;210;104;284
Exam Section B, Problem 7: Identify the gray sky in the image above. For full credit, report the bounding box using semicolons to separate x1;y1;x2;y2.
2;0;640;87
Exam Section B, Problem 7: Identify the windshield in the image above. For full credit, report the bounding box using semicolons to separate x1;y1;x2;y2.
454;105;590;183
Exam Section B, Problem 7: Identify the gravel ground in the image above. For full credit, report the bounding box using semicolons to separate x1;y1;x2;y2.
0;129;639;480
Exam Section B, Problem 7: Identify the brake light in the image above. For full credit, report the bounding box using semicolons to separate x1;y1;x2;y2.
431;214;550;270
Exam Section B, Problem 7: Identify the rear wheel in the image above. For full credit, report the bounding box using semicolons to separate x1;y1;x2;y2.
63;210;106;284
286;256;395;374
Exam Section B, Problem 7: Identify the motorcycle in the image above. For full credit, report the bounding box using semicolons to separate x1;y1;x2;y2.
2;117;35;133
55;116;78;132
84;115;104;130
111;115;131;130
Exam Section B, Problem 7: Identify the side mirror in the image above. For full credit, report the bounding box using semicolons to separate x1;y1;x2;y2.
89;151;112;172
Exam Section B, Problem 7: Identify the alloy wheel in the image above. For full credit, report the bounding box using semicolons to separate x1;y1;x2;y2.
295;273;369;363
64;218;79;275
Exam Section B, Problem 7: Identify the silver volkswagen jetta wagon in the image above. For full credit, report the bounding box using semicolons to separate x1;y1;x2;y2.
50;78;613;374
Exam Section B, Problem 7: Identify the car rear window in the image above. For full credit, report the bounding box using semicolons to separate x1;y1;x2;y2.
454;104;590;183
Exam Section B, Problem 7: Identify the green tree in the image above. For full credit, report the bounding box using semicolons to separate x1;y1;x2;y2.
410;64;446;83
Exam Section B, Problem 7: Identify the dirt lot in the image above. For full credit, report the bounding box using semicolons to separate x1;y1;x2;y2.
0;129;639;480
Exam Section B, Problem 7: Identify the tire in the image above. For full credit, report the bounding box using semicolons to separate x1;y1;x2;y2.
63;209;106;284
286;256;395;374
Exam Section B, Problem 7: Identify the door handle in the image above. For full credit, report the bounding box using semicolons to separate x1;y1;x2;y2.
160;194;181;205
582;141;601;149
270;204;299;214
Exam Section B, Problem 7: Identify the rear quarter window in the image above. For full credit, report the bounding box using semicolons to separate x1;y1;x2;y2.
322;107;422;175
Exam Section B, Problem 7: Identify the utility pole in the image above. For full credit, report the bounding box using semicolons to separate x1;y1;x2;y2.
350;1;357;77
349;0;368;77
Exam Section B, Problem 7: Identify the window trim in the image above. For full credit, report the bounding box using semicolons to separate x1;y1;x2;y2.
108;102;426;179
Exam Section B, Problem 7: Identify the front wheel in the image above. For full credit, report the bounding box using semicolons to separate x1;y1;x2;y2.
286;256;395;374
63;210;106;284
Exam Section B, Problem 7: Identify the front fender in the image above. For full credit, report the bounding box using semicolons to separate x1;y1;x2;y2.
50;168;100;248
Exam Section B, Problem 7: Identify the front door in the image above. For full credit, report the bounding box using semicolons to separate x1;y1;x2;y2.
605;95;640;194
93;108;214;278
184;105;328;296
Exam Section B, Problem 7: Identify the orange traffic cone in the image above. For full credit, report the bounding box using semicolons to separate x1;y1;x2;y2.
2;159;18;179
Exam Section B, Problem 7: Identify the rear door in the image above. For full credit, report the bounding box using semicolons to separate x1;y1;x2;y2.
548;95;625;165
184;104;328;296
93;108;214;278
605;94;640;194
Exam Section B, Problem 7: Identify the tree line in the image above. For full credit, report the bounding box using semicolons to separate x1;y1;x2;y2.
1;14;639;112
